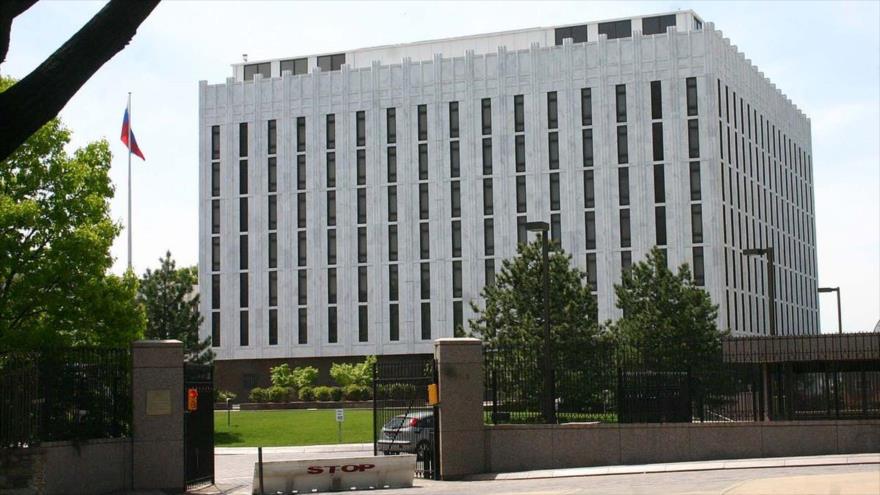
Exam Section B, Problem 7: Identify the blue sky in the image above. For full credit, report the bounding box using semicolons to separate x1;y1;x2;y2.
2;1;878;332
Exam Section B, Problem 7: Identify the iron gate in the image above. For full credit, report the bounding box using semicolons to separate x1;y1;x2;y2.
184;363;214;489
373;357;440;479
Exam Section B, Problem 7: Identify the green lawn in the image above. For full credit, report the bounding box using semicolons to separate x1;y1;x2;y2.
214;409;374;447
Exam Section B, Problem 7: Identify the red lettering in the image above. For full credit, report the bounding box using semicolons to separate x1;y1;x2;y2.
326;466;337;474
307;466;323;474
342;465;357;473
360;464;375;471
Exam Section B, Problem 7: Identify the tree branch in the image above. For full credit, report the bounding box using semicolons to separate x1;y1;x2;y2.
0;0;160;161
0;0;37;64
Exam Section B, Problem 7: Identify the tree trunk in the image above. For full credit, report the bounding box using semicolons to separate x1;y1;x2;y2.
0;0;161;161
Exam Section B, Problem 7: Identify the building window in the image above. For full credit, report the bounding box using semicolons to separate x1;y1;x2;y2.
515;135;526;172
297;194;306;228
516;176;527;213
239;121;248;154
642;14;676;36
549;173;560;211
451;220;462;257
211;125;220;160
326;152;336;187
239;310;248;346
211;311;220;347
357;188;366;224
386;108;396;144
453;301;463;337
481;98;492;135
514;95;524;133
651;80;662;120
581;88;592;126
655;206;667;246
550;213;561;242
358;227;367;263
548;132;559;170
280;58;307;75
268;195;277;230
239;272;248;307
691;204;703;243
211;200;219;234
389;265;398;301
617;126;628;164
482;138;493;175
483;179;494;215
452;261;462;298
418;104;428;141
316;53;345;72
243;62;270;81
326;114;336;150
653;164;665;203
586;253;597;290
267;119;277;155
618;167;630;206
297;117;306;152
239;234;248;270
239;198;248;232
419;184;429;220
420;302;431;340
389;304;399;341
298;232;307;266
688;119;700;158
554;24;587;45
652;123;664;161
388;225;398;261
239;160;248;195
211;162;220;197
268;309;278;345
584;170;594;208
620;209;631;248
268;270;277;306
211;237;220;271
328;307;337;343
689;162;702;200
298;270;307;305
585;211;596;249
686;77;698;116
327;229;336;265
693;247;705;285
484;219;495;256
485;259;495;286
212;274;220;309
449;101;459;138
547;92;558;130
598;19;631;39
582;129;593;167
356;110;366;147
298;308;308;344
386;147;397;182
358;306;368;342
420;263;430;300
615;84;627;123
418;144;428;180
420;223;430;260
451;181;461;216
450;141;460;177
327;268;337;304
621;250;632;272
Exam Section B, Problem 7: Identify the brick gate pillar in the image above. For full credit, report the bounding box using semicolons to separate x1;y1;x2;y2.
131;340;184;491
434;338;485;479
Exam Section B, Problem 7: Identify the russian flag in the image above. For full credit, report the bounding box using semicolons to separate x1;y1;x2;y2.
120;108;145;160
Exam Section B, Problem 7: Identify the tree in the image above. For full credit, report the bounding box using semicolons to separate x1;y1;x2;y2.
468;239;601;362
138;251;212;363
0;0;160;161
0;76;145;348
607;247;725;371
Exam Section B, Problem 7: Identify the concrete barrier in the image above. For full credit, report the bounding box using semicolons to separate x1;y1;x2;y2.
252;454;416;494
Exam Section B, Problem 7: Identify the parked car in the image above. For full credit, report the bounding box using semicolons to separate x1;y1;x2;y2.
377;410;434;461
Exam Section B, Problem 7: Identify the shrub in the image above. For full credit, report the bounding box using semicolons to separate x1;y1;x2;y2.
216;390;237;402
248;387;267;403
313;386;333;401
330;356;376;387
266;386;292;402
297;386;315;401
329;386;343;402
270;364;318;389
343;384;371;401
383;383;417;400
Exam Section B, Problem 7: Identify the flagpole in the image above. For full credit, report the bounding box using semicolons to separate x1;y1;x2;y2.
127;92;133;272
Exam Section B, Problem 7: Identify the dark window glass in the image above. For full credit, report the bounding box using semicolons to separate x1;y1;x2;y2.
581;88;592;126
389;304;399;341
268;157;277;192
268;195;277;230
420;302;431;340
515;135;526;172
268;233;277;268
317;53;345;71
418;143;428;180
650;80;662;119
239;272;248;308
615;84;627;123
297;117;306;152
239;310;249;346
652;122;664;161
655;206;667;246
548;132;559;170
549;173;560;210
514;95;524;132
686;77;698;116
483;179;493;215
328;307;337;343
551;213;561;242
327;229;336;265
621;250;632;273
326;152;336;187
328;268;337;304
211;125;220;160
451;220;461;257
268;271;277;306
598;19;631;39
453;301;463;337
449;101;459;138
693;247;705;285
450;141;460;177
211;162;220;197
452;260;462;298
388;185;397;222
326;114;335;150
689;162;701;200
238;198;248;232
357;188;366;224
419;184;429;220
239;122;248;156
642;14;676;35
358;306;368;342
584;170;595;208
420;223;430;259
211;237;220;271
481;98;492;135
389;264;398;301
691;204;703;243
298;231;307;266
420;263;430;300
418;104;428;141
485;259;495;286
516;176;527;213
617;126;628;164
280;57;307;75
388;225;398;261
298;270;307;305
240;234;248;270
297;193;306;228
482;138;493;175
243;62;270;80
212;200;220;234
297;308;307;345
547;92;558;129
211;274;220;309
387;146;397;182
517;216;527;244
653;164;665;203
582;129;593;167
358;266;368;303
688;119;700;158
620;209;631;248
554;24;587;44
586;253;597;290
211;311;220;347
267;120;276;155
451;181;461;217
240;159;248;195
386;108;396;144
585;211;596;249
618;167;630;206
356;111;365;147
357;149;366;186
484;219;494;256
358;226;367;263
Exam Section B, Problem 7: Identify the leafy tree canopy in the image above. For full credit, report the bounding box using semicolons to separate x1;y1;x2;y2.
330;356;376;387
607;247;725;370
138;251;212;363
0;76;144;348
468;239;600;367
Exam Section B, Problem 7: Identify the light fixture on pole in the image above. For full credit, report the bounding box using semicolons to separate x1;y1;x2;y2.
818;287;842;334
743;247;776;336
525;221;555;424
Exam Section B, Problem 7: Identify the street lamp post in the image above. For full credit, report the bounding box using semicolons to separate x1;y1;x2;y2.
818;287;842;334
525;221;555;424
743;247;776;337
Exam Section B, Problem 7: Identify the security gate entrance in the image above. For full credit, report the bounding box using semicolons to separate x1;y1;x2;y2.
184;363;214;489
373;357;440;480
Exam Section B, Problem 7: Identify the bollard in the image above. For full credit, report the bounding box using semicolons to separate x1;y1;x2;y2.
226;397;231;427
258;446;264;495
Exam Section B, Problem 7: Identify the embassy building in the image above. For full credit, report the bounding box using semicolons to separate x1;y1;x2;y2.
199;10;819;393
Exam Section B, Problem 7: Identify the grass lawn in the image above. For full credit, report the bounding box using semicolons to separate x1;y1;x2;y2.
215;409;374;447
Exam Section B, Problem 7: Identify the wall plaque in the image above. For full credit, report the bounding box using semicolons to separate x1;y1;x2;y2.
146;389;172;416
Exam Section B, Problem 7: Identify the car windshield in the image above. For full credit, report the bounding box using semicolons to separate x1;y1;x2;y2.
383;417;406;430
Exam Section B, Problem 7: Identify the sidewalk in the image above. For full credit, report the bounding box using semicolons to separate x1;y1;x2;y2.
464;452;880;481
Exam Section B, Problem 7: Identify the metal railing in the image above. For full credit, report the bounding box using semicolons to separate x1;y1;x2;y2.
0;348;132;448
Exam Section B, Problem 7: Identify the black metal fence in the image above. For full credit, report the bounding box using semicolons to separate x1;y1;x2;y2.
484;340;879;425
0;348;132;448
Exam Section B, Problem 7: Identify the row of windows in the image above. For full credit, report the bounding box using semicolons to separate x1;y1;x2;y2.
243;53;345;81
